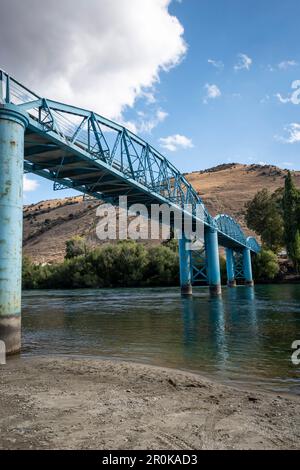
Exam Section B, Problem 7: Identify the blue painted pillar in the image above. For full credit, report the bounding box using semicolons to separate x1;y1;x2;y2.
179;233;192;296
205;227;222;295
225;248;236;287
0;104;28;354
243;247;254;286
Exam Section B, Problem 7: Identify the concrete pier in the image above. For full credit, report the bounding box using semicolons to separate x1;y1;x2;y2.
243;247;254;287
0;104;28;354
179;234;192;296
205;227;221;295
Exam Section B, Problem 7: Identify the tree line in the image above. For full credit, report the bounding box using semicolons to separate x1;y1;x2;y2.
23;239;180;289
245;170;300;277
23;237;233;289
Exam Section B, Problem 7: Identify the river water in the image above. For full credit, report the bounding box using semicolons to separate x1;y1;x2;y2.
21;285;300;395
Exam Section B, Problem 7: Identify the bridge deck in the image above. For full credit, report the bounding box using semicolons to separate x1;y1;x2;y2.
24;129;158;207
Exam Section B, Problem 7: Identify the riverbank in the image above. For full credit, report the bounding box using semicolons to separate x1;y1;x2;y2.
0;357;299;450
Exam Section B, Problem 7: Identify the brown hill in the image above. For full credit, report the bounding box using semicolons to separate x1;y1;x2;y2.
23;163;299;263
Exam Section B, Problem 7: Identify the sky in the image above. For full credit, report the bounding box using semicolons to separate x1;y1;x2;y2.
1;0;300;203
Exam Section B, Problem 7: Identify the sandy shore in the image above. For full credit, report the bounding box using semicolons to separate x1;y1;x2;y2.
0;356;299;450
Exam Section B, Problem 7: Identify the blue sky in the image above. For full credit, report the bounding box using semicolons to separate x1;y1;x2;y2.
147;0;300;173
3;0;299;203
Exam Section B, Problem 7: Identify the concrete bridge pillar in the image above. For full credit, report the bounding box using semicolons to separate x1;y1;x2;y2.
225;248;236;287
205;227;221;295
0;104;28;354
243;247;254;286
179;233;192;296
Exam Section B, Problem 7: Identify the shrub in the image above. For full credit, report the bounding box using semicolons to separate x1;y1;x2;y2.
145;245;179;286
253;249;280;281
65;236;87;259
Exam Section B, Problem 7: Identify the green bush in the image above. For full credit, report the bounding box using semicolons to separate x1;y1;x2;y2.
22;256;43;289
252;249;280;281
65;236;87;259
22;240;179;289
86;241;149;287
145;245;179;286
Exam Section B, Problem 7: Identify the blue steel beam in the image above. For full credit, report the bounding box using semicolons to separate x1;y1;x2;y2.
246;236;260;253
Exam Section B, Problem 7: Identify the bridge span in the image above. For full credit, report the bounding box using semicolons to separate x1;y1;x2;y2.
0;69;259;353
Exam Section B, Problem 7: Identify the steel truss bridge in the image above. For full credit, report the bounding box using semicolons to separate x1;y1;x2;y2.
1;69;260;287
0;69;259;249
0;69;260;352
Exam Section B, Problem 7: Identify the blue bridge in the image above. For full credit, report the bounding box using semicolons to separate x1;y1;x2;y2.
0;69;260;354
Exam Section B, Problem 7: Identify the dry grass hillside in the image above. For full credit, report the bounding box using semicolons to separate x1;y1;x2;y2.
23;163;300;263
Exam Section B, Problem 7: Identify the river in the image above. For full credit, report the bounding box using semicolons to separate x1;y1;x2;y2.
21;285;300;395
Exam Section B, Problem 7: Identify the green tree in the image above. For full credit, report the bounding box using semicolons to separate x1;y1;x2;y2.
22;256;42;289
112;241;149;287
86;240;149;287
282;171;300;271
252;249;280;281
145;245;179;286
245;188;284;252
162;237;178;253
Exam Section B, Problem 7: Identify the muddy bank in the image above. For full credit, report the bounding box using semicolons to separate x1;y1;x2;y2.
0;357;299;450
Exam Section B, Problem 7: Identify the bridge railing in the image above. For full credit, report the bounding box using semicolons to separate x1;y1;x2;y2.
214;214;246;246
246;237;261;253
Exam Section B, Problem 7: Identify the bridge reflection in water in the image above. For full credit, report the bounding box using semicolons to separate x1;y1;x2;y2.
181;288;258;378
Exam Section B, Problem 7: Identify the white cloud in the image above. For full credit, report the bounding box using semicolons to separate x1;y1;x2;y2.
124;108;168;134
208;59;224;70
139;90;157;104
23;175;39;192
275;80;300;105
267;61;298;72
234;53;252;71
0;0;186;120
203;83;221;103
159;134;193;152
275;123;300;144
156;109;169;123
275;93;291;104
278;60;298;70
